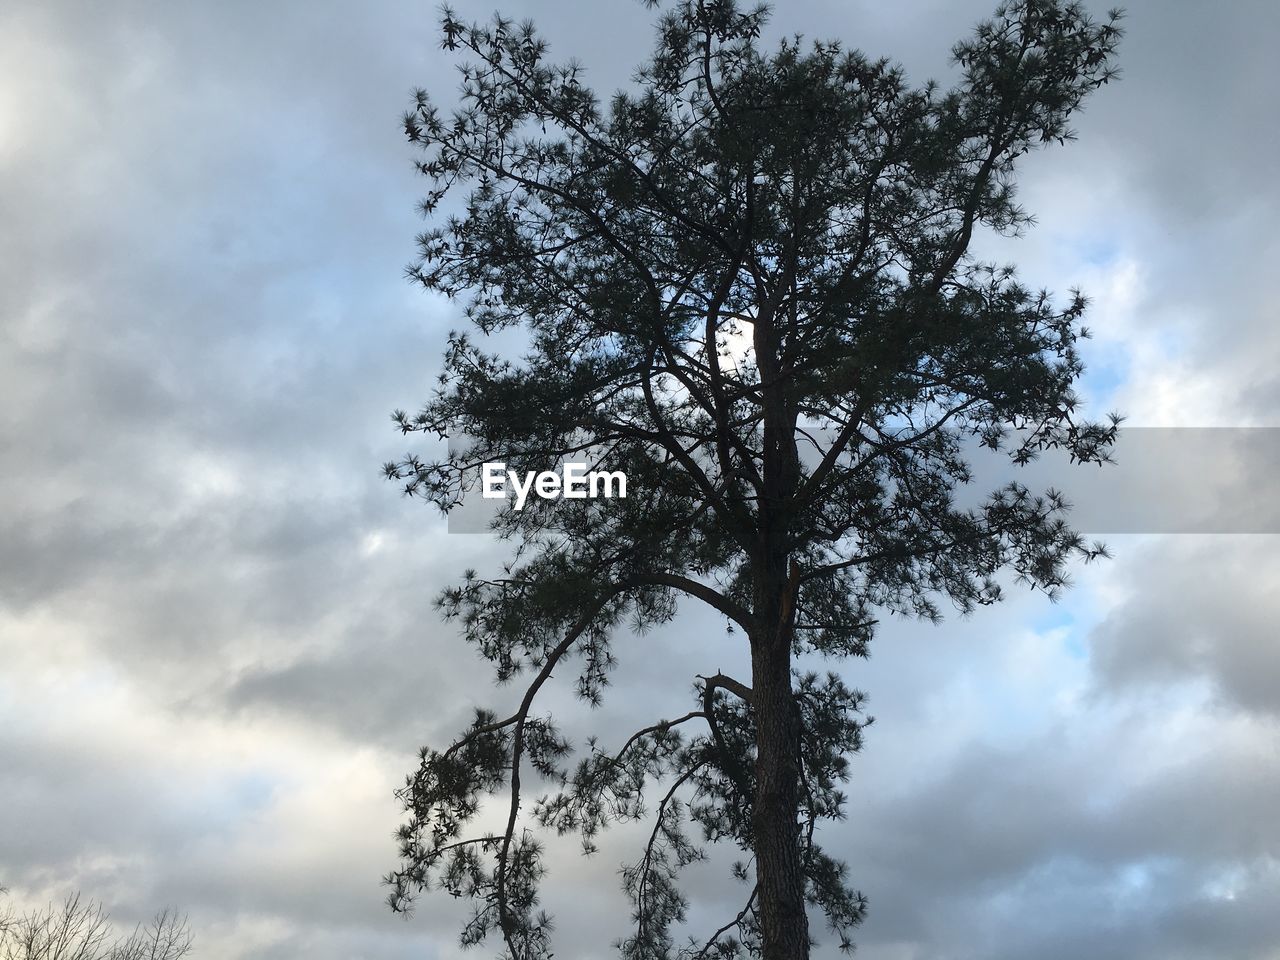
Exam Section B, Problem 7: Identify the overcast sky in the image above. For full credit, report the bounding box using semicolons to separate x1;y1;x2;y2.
2;1;1278;957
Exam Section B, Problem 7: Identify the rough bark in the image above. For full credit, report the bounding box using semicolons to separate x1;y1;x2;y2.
752;289;808;958
750;558;807;960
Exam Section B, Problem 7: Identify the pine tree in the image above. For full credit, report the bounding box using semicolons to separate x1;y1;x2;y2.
385;2;1122;957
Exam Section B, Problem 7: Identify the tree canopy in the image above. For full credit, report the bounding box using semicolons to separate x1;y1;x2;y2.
0;890;193;960
385;1;1122;957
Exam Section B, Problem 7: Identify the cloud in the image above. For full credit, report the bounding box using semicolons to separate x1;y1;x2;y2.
1089;537;1280;716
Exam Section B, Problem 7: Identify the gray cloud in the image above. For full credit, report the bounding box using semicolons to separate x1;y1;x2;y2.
1089;537;1280;715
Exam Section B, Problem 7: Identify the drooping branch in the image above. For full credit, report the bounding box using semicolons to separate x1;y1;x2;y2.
688;884;758;960
698;673;755;803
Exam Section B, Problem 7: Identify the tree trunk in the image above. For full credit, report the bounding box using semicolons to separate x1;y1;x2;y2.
752;282;807;956
751;558;809;960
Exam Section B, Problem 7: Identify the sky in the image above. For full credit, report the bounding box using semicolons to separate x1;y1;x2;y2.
1;0;1278;957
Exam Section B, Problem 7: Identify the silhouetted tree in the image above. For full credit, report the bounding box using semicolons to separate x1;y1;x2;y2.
385;1;1122;957
0;889;193;960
